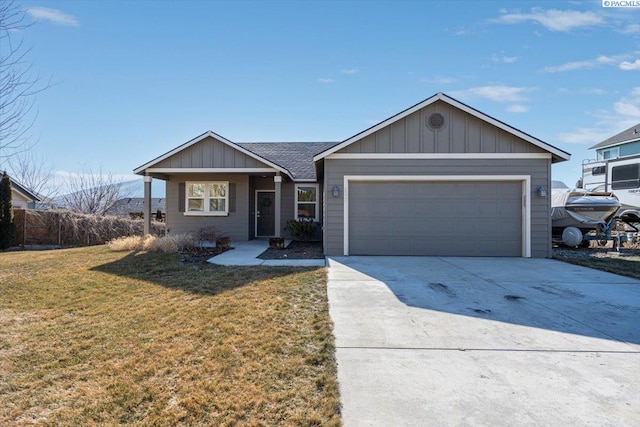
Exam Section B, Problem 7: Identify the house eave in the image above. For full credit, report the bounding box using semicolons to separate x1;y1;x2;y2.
589;136;640;151
133;131;294;180
313;92;570;163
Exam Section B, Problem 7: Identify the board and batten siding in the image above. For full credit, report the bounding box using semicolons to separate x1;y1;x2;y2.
153;136;271;169
323;158;551;258
165;174;250;241
338;100;547;155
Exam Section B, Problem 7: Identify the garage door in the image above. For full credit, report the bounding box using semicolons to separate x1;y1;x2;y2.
348;181;522;256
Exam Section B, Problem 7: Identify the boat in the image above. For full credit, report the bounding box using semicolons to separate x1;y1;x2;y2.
551;180;620;246
580;123;640;224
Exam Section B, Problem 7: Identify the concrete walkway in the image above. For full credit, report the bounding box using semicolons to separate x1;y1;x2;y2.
327;256;640;427
207;240;325;266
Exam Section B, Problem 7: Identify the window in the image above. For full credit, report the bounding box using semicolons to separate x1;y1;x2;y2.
602;147;619;160
591;166;606;176
295;184;319;220
185;181;229;215
612;164;640;190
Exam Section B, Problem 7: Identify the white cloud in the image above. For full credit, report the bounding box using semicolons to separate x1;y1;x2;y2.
317;78;334;84
614;101;640;117
453;85;534;102
26;7;79;27
491;54;518;63
558;87;640;144
340;68;359;75
622;24;640;34
507;104;528;113
493;8;604;32
619;59;640;71
582;88;607;95
543;54;625;73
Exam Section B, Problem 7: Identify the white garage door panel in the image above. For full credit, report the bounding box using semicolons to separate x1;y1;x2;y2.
349;181;522;256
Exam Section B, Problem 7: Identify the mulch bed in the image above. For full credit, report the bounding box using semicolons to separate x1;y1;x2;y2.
180;246;229;264
258;240;324;260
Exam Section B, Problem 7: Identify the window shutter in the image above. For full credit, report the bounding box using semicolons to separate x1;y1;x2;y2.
178;183;185;212
229;183;236;212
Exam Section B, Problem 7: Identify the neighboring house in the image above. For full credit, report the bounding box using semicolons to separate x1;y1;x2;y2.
10;179;41;209
581;123;640;222
135;93;570;257
590;122;640;160
105;197;166;219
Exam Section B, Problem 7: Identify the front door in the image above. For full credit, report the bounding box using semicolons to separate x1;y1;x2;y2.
256;191;275;236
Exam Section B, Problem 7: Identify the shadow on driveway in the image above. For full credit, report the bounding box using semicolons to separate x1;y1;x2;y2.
328;256;640;347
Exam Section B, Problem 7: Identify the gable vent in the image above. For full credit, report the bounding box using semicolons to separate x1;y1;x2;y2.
427;113;445;130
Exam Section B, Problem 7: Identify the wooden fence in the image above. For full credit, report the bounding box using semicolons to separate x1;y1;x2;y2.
12;209;165;247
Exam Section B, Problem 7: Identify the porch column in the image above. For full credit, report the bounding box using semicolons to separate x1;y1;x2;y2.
274;174;282;237
143;175;152;235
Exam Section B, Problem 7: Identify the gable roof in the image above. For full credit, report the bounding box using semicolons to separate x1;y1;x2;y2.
313;92;570;163
10;178;41;202
590;122;640;150
237;142;337;181
133;131;294;179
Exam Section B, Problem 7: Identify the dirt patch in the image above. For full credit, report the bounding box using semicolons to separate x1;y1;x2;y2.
552;244;640;260
552;244;640;280
258;241;324;260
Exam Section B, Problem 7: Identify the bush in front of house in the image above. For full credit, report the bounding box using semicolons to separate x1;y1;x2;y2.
285;218;316;241
108;234;198;253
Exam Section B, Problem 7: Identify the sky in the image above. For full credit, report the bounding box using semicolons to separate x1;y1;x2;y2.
4;0;640;195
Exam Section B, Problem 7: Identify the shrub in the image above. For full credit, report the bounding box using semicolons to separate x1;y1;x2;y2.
146;233;197;253
196;225;225;244
0;172;15;249
107;235;145;251
108;233;197;253
285;218;316;241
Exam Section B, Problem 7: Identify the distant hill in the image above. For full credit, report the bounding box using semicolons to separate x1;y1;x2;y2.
118;179;166;198
54;178;166;210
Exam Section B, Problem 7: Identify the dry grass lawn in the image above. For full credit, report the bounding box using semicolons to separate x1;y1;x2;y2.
0;246;340;426
554;253;640;280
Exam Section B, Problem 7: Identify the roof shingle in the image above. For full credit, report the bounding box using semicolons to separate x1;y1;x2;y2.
237;142;338;180
590;122;640;150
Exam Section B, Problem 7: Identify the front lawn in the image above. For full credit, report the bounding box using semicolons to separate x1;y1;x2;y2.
0;246;341;426
554;253;640;280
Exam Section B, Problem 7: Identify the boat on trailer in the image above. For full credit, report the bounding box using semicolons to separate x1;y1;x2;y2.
551;180;620;246
580;122;640;223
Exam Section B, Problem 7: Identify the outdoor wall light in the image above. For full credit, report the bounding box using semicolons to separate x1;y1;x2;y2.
536;186;548;197
332;185;340;197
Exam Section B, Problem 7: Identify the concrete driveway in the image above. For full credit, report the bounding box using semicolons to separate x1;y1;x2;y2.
327;256;640;426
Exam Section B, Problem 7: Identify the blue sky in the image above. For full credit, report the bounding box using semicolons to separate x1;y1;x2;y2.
7;0;640;192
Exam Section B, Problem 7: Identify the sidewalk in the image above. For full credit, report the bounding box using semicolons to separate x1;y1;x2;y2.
208;240;326;267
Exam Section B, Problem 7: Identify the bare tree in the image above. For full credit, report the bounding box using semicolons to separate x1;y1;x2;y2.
61;166;127;215
0;0;50;162
7;150;59;201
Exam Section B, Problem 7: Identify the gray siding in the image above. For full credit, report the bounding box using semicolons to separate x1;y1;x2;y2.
165;174;250;241
324;159;551;258
154;136;271;169
165;174;323;241
338;101;547;155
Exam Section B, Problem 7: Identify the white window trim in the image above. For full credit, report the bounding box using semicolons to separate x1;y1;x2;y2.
184;181;229;216
294;183;319;221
